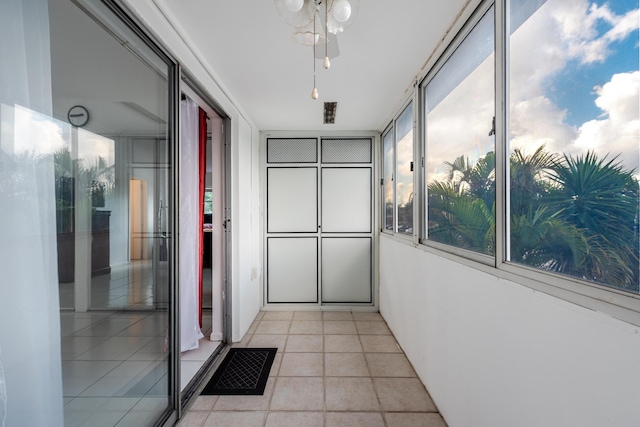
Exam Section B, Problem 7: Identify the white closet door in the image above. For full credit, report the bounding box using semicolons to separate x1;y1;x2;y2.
321;168;371;233
267;167;317;233
322;238;371;302
265;137;374;306
268;237;318;303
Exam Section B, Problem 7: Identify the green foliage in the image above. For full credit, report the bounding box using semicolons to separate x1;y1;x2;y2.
429;146;639;292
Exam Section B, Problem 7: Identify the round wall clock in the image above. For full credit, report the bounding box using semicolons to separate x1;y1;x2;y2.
67;105;90;127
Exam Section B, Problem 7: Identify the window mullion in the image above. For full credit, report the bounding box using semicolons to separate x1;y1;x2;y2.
495;0;507;269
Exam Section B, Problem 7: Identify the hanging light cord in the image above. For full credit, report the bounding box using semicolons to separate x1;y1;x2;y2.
311;4;319;99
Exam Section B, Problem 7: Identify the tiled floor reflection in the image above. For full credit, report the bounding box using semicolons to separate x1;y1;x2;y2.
180;311;448;427
59;260;160;310
61;310;215;426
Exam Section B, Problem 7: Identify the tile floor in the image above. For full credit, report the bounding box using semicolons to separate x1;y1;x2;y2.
179;311;448;427
61;309;218;426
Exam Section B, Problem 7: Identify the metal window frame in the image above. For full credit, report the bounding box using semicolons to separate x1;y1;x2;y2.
404;0;640;326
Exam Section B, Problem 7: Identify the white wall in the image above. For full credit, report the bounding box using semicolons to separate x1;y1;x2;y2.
231;116;261;341
122;0;262;341
380;235;640;427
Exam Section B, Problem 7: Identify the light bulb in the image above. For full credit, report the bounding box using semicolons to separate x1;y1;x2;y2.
284;0;304;13
302;32;320;45
311;87;319;99
323;56;331;69
332;0;351;22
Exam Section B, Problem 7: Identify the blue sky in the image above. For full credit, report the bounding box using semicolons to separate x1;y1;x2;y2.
547;0;639;127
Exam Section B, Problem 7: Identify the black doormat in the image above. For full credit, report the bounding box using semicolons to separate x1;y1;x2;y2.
201;348;277;395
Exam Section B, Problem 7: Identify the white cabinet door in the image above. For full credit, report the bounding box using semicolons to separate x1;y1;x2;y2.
265;138;374;305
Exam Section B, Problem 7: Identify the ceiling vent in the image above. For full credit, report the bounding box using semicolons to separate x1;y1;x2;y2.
323;102;337;124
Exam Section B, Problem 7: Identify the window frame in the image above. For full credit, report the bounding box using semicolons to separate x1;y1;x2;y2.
418;0;496;266
381;124;395;234
380;95;416;241
381;0;640;326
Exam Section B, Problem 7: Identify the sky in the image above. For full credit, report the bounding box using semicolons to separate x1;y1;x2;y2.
425;0;639;182
509;0;639;175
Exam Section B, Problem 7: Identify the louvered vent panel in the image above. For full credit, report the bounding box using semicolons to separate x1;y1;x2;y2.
267;138;317;163
321;138;372;164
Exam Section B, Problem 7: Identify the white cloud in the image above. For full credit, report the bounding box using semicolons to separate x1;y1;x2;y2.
572;71;640;173
509;95;578;155
549;1;639;64
508;0;639;173
426;53;495;184
422;0;639;185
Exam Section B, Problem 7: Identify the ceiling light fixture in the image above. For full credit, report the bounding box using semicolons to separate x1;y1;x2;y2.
274;0;360;100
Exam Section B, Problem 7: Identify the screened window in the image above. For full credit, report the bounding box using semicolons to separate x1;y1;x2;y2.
424;6;495;255
507;0;640;294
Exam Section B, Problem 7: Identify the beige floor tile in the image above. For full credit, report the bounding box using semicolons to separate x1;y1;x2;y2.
270;377;324;411
189;395;218;411
212;377;275;411
352;312;384;322
262;311;294;321
177;410;208;427
246;320;260;334
323;320;357;334
384;412;448;427
325;377;380;411
323;312;353;320
373;378;437;412
256;320;291;334
326;412;385;427
269;353;282;377
203;411;266;427
231;333;252;349
286;335;323;352
265;412;324;427
293;311;323;320
325;334;363;352
181;311;448;427
360;335;402;353
325;353;369;377
366;353;416;377
355;321;391;335
279;352;323;376
289;320;323;334
248;334;287;350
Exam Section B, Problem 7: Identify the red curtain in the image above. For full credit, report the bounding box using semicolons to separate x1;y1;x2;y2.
197;108;207;327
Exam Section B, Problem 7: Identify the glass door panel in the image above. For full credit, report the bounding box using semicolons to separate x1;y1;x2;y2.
48;0;175;424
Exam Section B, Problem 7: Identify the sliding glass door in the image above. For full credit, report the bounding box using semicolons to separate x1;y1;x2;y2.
1;0;178;425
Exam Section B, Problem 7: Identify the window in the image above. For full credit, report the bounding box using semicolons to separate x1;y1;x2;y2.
382;100;414;235
396;102;414;235
423;6;495;255
507;0;639;294
382;126;395;231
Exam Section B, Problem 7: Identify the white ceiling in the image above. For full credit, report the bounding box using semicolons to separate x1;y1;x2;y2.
160;0;468;132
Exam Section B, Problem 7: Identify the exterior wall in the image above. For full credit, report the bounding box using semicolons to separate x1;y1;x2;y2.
123;0;261;341
380;235;640;427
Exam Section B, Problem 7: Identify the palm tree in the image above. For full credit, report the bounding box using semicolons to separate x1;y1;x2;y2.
547;151;639;290
510;145;558;218
428;154;495;255
430;146;639;291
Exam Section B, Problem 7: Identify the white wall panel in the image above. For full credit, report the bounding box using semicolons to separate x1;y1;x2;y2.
321;168;371;233
267;167;317;233
379;236;640;427
322;238;371;303
268;237;318;303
